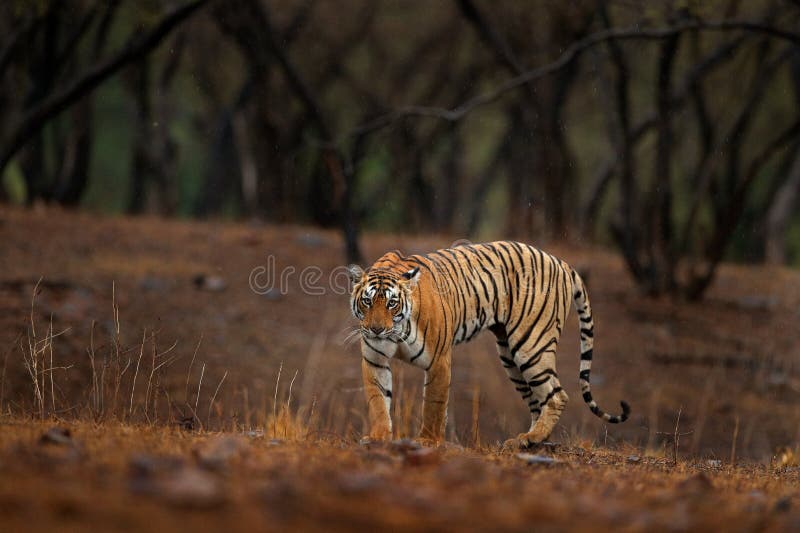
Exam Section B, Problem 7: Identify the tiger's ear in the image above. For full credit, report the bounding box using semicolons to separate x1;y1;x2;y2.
348;264;365;284
401;266;420;286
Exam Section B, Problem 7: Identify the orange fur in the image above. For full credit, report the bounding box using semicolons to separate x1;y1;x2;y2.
349;242;629;446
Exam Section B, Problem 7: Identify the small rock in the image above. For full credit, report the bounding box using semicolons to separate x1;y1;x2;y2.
774;497;792;513
736;295;777;311
626;455;641;463
129;454;185;478
706;459;722;468
40;427;73;446
747;490;768;513
359;451;396;465
159;467;224;508
193;274;227;292
516;453;561;466
139;276;171;292
403;448;441;467
335;472;382;494
389;438;421;454
261;288;282;301
297;233;325;247
194;436;249;471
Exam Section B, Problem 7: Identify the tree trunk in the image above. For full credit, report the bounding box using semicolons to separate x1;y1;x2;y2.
128;57;152;214
650;30;680;293
764;148;800;263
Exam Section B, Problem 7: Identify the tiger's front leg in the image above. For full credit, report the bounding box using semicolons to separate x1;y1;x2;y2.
361;341;394;441
419;347;452;443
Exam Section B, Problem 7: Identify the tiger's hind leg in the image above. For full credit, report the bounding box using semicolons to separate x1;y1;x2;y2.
491;326;541;427
509;337;569;448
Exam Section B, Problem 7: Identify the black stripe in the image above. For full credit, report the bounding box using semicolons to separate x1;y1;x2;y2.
580;327;594;338
541;386;563;406
363;357;390;370
509;252;551;352
580;349;593;361
579;370;590;381
505;246;537;339
528;375;552;388
364;340;389;358
410;322;429;362
527;368;557;381
518;337;557;372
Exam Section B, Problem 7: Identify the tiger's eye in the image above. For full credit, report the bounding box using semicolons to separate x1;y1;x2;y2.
387;298;398;308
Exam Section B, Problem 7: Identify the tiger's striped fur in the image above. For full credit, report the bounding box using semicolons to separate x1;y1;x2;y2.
348;241;630;447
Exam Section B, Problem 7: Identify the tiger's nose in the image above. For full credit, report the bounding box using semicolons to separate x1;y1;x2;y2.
369;326;384;335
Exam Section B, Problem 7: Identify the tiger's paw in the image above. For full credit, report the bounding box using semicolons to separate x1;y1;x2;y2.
502;433;547;451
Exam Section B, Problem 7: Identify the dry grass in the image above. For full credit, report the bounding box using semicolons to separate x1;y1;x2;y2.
1;206;800;530
0;417;798;532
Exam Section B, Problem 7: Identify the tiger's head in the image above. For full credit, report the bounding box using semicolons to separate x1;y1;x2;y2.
348;264;420;342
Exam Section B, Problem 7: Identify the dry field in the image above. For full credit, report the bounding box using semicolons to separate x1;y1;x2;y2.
1;206;799;531
0;420;798;532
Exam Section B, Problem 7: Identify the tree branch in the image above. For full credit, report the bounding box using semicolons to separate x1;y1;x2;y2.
686;115;800;298
338;18;800;142
0;0;207;173
0;15;39;81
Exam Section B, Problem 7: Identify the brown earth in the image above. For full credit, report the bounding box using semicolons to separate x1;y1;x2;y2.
0;206;799;530
0;420;798;532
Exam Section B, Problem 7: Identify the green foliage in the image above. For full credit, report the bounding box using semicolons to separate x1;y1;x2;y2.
2;161;27;204
83;80;134;213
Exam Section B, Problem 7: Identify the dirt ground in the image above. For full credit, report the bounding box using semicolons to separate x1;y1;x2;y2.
1;206;799;530
0;420;798;532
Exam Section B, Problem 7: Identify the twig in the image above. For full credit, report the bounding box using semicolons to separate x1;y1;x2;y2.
194;362;205;417
185;333;202;403
304;394;317;440
207;370;228;427
730;415;740;465
656;407;693;466
672;408;683;466
129;329;146;415
88;321;98;415
286;369;299;411
26;278;44;419
272;361;283;421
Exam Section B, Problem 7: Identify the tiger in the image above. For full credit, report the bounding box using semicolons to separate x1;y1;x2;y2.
348;240;630;448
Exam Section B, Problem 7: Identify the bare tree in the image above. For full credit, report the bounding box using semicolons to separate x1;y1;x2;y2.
0;0;207;201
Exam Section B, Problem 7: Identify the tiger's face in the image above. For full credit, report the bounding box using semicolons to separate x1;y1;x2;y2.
348;265;420;342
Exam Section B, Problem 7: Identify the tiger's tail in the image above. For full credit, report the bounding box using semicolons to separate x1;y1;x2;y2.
571;270;630;424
